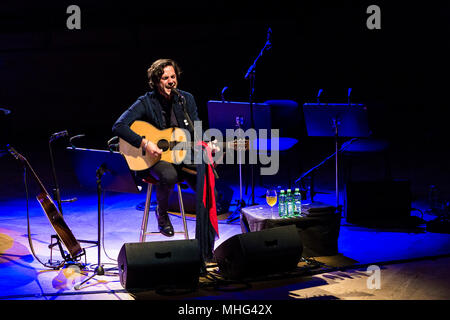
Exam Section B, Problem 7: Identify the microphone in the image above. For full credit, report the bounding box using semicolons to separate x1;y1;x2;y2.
69;134;85;149
0;107;11;115
50;130;69;142
61;197;78;203
317;89;323;104
171;87;186;104
348;88;352;105
221;86;229;102
107;136;119;152
266;27;272;50
244;27;272;80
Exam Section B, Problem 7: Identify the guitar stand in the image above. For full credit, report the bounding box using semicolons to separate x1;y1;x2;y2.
48;236;83;266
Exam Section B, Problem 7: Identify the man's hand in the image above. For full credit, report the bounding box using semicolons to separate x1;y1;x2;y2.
208;139;221;153
142;139;162;158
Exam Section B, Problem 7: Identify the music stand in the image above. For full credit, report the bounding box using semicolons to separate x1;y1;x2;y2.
302;103;371;210
207;100;271;134
208;100;271;221
66;147;139;289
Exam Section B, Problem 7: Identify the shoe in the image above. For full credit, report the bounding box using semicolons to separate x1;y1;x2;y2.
156;212;174;237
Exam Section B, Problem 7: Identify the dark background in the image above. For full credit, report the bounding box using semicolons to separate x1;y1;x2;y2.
1;1;449;199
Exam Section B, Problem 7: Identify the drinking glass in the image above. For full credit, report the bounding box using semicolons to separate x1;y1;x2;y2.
266;189;277;218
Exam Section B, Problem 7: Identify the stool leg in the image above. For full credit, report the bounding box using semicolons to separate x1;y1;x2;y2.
140;184;153;242
177;184;189;239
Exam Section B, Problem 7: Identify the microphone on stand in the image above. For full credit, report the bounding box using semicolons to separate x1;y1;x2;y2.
48;129;69;213
69;134;86;149
0;107;11;115
107;136;119;152
172;87;194;131
317;89;323;104
221;86;229;102
244;27;272;80
50;130;69;142
171;87;186;104
348;88;352;105
266;27;272;50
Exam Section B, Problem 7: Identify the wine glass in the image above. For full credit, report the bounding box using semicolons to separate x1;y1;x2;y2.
266;188;277;219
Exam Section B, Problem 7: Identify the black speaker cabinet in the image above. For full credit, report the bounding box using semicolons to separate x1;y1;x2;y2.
117;239;201;290
213;225;303;279
345;179;411;225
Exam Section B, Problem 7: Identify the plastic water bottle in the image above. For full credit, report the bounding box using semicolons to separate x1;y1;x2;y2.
286;189;294;217
294;188;302;216
278;190;286;217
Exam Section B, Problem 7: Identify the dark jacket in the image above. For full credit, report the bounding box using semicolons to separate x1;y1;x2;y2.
112;90;200;148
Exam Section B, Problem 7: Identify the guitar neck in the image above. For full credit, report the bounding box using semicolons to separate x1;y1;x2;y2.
9;147;49;195
175;140;243;150
25;159;50;195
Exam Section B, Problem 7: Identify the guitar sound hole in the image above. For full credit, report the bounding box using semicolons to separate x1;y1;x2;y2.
157;140;170;151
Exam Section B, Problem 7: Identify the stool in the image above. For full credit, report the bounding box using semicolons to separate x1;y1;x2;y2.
139;175;189;242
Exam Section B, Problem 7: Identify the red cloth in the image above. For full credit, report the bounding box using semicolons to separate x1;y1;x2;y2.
197;141;219;238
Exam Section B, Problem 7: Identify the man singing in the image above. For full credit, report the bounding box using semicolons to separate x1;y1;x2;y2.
112;58;201;237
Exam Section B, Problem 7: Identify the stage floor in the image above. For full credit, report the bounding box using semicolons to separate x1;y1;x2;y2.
1;146;450;301
1;181;450;301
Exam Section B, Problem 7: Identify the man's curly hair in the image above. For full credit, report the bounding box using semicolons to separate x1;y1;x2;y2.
147;59;182;89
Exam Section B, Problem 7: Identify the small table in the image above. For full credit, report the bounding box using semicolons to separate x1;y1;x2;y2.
241;202;340;257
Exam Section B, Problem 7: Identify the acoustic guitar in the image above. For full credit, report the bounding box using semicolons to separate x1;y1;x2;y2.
8;145;83;260
119;120;249;171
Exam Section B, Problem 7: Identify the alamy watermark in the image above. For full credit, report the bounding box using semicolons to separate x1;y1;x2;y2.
66;5;81;30
67;5;381;31
173;121;280;176
366;5;381;30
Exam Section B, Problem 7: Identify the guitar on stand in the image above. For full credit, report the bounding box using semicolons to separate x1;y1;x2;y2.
7;145;84;268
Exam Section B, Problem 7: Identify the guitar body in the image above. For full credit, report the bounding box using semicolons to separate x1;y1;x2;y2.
119;120;188;171
37;192;83;259
119;121;249;171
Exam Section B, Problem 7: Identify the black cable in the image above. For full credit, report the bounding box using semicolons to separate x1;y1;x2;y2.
101;189;117;263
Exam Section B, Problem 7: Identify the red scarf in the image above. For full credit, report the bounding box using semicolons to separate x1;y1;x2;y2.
197;141;219;238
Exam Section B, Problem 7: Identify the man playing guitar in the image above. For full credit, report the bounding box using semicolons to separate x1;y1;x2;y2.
112;58;218;237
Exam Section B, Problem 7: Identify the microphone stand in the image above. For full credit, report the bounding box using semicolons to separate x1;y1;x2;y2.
48;132;91;267
244;28;272;206
49;134;65;213
177;90;219;179
48;131;76;265
227;116;246;223
74;165;106;290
